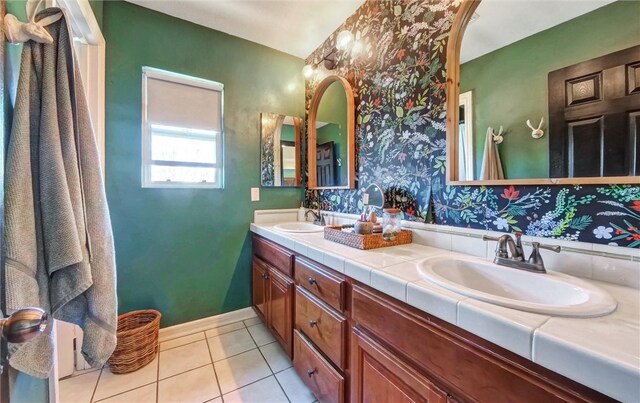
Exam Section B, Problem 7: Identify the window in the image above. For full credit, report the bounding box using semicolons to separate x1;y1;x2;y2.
142;67;224;188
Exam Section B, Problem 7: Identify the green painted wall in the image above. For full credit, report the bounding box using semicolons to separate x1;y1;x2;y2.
281;123;295;142
460;0;640;179
104;1;305;327
89;0;103;29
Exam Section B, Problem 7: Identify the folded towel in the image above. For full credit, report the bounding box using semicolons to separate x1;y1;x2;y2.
5;8;117;377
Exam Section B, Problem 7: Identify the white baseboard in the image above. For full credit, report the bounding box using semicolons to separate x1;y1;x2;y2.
158;307;258;342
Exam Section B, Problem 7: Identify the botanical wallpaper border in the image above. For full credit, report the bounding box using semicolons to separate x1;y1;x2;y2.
304;0;639;249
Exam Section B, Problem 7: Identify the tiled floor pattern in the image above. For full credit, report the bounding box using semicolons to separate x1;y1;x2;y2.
60;317;317;403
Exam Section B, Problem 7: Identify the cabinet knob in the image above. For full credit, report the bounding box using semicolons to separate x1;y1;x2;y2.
261;273;269;280
308;277;317;285
309;320;318;328
307;369;316;378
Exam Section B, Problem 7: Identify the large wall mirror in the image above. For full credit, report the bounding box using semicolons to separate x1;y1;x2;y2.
446;0;640;185
260;113;301;187
308;75;356;189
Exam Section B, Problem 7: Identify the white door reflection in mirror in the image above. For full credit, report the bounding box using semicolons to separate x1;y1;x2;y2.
458;91;474;181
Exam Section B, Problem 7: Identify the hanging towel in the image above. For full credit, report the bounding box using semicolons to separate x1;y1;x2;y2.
479;127;505;180
4;8;117;378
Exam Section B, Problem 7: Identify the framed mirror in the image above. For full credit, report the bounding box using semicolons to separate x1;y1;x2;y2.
260;113;302;187
446;0;640;185
308;75;356;189
364;183;385;209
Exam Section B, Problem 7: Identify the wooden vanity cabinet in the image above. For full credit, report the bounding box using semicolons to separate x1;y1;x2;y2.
251;235;295;357
350;283;613;403
251;233;613;402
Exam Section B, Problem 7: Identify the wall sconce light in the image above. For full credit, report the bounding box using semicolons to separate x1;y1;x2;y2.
303;30;354;78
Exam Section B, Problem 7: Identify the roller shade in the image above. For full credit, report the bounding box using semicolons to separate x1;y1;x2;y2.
144;67;223;132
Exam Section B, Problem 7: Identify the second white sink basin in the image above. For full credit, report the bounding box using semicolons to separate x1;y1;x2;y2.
418;256;617;317
273;222;324;233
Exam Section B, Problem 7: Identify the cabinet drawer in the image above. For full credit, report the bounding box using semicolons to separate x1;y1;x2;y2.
253;235;293;276
293;330;344;403
295;256;345;311
295;287;347;370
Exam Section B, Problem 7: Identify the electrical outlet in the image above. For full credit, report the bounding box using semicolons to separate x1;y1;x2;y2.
363;194;369;205
251;187;260;201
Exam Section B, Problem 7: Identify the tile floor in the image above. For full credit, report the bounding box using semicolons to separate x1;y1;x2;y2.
59;317;317;403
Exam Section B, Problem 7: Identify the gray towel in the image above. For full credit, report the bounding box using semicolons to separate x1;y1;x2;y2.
5;8;117;378
479;127;505;180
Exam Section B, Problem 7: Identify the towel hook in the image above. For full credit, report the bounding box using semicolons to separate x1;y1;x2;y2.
3;0;62;44
526;117;544;139
492;126;505;144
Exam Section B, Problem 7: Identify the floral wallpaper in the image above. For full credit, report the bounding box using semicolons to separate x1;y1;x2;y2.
304;0;639;249
260;113;279;186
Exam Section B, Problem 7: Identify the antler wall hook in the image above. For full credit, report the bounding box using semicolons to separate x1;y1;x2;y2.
492;125;505;144
4;0;62;44
526;117;544;139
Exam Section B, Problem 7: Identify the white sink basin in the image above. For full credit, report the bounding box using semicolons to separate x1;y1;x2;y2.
273;222;324;233
418;256;617;317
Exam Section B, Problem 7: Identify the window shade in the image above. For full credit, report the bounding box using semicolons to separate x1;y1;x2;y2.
145;75;222;132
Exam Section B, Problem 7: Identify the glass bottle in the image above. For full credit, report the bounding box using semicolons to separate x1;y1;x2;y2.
382;208;402;241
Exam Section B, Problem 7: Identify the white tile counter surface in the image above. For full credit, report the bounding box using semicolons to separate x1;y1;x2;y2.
250;222;640;402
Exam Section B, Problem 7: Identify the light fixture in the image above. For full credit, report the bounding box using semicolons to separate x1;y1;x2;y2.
302;29;355;77
302;64;316;78
335;30;354;51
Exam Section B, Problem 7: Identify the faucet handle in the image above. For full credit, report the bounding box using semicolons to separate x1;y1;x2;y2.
482;234;510;258
527;242;561;272
538;243;561;253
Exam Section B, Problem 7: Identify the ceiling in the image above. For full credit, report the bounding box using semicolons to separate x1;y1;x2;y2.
460;0;617;63
125;0;365;59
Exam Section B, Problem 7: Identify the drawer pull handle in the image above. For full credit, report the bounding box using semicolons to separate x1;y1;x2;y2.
307;369;316;378
309;320;318;327
308;277;317;285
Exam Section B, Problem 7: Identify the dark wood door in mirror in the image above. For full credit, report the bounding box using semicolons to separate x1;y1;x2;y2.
549;45;640;178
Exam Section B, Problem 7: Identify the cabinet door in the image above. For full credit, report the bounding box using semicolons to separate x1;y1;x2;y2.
268;268;294;357
351;327;447;403
252;257;269;321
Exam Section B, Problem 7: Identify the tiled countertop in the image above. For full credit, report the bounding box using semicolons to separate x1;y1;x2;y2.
250;222;640;402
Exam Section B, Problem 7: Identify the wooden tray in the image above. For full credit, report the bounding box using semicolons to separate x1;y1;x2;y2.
324;226;412;250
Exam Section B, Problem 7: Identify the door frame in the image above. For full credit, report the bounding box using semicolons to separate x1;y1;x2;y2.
0;1;105;402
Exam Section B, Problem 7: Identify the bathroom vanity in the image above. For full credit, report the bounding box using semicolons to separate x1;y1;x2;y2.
250;221;638;402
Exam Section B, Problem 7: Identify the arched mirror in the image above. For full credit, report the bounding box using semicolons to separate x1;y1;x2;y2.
308;75;356;189
446;0;640;185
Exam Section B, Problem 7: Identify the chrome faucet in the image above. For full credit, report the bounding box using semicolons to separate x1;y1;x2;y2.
482;233;561;273
305;203;325;226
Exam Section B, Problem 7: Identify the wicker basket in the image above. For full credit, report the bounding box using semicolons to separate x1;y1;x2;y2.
108;309;161;374
324;226;412;250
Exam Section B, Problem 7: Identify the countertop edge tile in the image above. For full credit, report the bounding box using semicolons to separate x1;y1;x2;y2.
405;281;461;326
533;329;640;403
457;299;549;360
370;270;410;302
344;260;372;285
